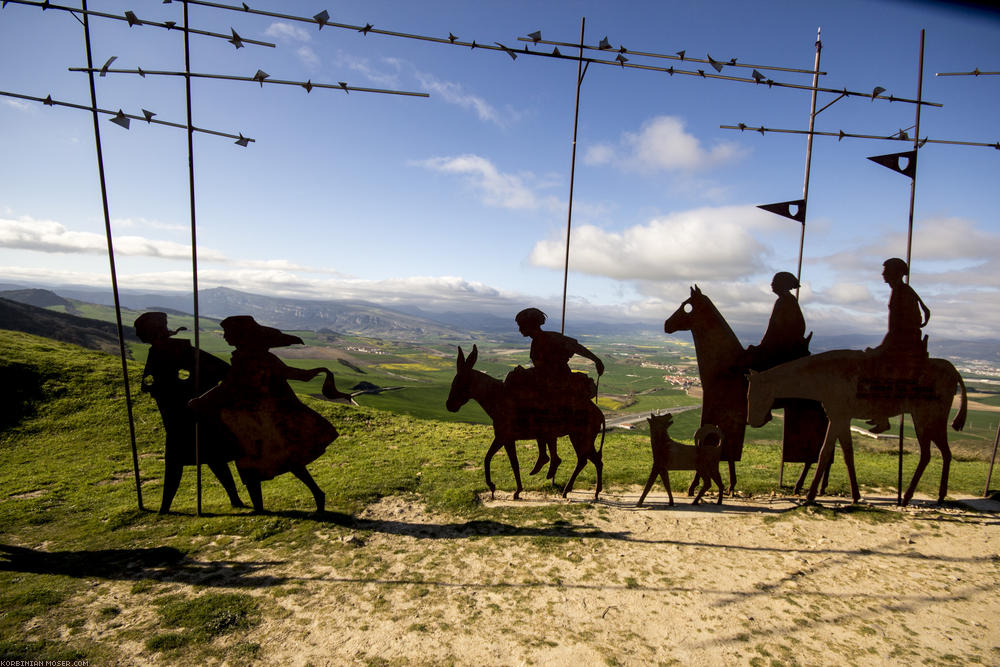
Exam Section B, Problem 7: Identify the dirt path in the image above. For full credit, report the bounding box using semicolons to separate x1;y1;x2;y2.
86;492;1000;665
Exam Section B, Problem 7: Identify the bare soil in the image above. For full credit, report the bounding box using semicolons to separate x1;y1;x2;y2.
71;491;1000;665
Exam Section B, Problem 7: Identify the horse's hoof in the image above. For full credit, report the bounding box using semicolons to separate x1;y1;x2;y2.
529;456;548;476
513;490;521;500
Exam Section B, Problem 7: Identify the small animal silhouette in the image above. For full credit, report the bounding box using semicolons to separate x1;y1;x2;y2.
638;413;723;506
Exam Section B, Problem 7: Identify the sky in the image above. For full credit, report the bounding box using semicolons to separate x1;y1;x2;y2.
1;0;998;340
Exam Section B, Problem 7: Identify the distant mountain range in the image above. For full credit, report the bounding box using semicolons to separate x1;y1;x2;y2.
1;283;997;364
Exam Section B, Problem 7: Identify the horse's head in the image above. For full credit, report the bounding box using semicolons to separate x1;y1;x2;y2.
445;345;478;412
746;370;775;428
664;285;704;334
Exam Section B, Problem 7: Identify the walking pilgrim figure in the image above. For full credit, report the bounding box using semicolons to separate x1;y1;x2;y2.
135;312;245;514
189;315;351;515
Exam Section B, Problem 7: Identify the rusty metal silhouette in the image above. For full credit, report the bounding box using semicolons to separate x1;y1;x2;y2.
638;414;723;507
135;312;244;513
446;345;605;500
189;316;350;514
748;350;967;506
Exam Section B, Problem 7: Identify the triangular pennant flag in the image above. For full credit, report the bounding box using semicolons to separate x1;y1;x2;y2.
867;150;917;179
758;199;806;223
109;110;130;129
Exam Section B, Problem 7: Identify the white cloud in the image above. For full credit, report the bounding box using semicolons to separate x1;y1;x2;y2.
296;46;320;69
4;99;32;112
333;52;402;89
585;115;746;173
415;155;550;210
530;205;772;281
0;216;226;261
413;72;516;126
265;22;311;43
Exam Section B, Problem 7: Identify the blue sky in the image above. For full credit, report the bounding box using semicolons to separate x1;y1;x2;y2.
1;0;998;339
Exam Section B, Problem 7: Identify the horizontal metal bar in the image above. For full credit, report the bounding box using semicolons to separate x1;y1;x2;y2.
936;70;999;76
0;89;255;143
720;123;999;149
516;35;825;76
1;0;275;47
67;67;430;97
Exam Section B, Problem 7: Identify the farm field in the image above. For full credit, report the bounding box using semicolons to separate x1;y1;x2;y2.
2;329;999;664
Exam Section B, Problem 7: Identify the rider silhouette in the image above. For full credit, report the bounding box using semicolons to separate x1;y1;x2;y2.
505;308;604;412
746;271;809;371
135;311;244;513
875;257;930;356
866;257;932;433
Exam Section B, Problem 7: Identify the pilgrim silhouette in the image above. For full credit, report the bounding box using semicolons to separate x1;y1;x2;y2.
745;271;809;371
134;312;244;514
866;257;932;433
504;307;605;474
189;315;350;514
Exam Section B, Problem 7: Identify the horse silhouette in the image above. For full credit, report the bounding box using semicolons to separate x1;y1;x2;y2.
445;345;605;500
747;349;967;505
664;285;827;494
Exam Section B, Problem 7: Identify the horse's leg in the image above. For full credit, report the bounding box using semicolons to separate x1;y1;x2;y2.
903;416;947;506
291;465;326;514
504;441;523;500
806;422;839;504
820;458;832;495
931;422;952;504
835;424;860;503
794;463;811;495
483;438;504;499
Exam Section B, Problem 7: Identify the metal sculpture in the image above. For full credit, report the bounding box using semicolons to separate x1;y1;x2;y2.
747;350;967;506
638;413;723;507
745;272;828;494
189;316;350;514
446;345;605;500
135;312;244;513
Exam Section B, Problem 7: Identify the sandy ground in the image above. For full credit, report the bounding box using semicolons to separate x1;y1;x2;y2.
73;490;1000;666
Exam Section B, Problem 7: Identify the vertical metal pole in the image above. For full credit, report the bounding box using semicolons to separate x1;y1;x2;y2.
782;28;822;488
796;28;822;297
898;29;925;506
81;0;143;511
560;17;586;334
183;1;203;516
985;422;1000;497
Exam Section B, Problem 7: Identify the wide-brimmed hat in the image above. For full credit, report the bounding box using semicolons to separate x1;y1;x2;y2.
220;315;303;349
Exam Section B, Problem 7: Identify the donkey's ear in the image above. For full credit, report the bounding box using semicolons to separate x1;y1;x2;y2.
693;284;702;295
456;346;466;368
468;344;479;367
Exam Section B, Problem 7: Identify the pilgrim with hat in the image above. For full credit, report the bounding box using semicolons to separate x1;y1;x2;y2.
134;311;245;513
189;315;351;514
